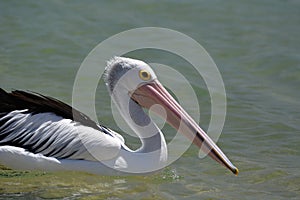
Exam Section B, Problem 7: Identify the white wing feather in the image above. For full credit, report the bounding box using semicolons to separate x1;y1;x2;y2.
0;110;122;162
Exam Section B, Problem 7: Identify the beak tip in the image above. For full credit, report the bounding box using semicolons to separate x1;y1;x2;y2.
233;167;239;176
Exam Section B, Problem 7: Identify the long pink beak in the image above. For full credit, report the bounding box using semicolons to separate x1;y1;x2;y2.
131;80;239;175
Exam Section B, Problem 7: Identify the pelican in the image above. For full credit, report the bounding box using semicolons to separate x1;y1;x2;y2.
0;57;238;175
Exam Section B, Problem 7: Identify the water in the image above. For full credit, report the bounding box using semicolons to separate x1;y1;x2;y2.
0;0;299;199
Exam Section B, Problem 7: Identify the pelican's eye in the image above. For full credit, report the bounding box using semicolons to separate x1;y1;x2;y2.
139;70;151;81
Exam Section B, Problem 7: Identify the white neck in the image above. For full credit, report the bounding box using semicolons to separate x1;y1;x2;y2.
106;90;168;174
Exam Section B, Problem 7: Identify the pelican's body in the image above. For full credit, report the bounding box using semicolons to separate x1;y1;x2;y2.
0;57;238;175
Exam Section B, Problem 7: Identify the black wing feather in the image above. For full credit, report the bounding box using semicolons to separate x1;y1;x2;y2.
0;88;102;131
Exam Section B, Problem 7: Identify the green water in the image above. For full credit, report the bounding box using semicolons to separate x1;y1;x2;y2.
0;0;299;199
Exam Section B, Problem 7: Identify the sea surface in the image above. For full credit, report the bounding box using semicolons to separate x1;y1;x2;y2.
0;0;299;199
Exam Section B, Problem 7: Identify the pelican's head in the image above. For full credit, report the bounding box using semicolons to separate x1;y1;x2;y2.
104;56;238;175
104;57;157;94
